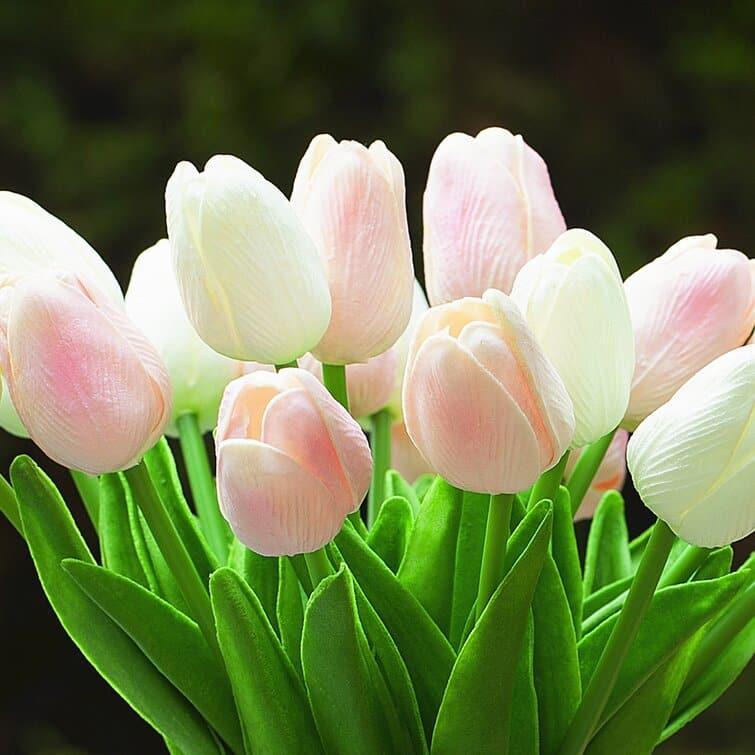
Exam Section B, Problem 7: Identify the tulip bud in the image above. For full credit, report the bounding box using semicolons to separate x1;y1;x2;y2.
166;155;332;365
624;234;755;429
423;128;565;306
627;345;755;547
125;240;243;435
565;429;629;521
391;421;432;484
511;229;635;448
215;369;371;556
291;135;414;364
0;273;171;474
402;290;575;493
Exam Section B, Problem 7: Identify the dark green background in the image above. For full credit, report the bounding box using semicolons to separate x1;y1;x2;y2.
0;1;752;752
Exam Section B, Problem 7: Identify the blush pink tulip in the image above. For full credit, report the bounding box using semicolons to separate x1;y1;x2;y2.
402;290;575;494
391;421;432;483
423;127;565;306
565;429;629;521
0;273;171;474
299;349;398;420
291;135;414;364
624;234;755;428
215;369;372;556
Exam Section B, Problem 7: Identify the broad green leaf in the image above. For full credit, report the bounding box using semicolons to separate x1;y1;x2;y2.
335;521;456;739
289;552;313;594
430;507;552;754
98;473;149;588
532;553;581;754
62;559;243;754
11;456;219;755
578;570;748;727
277;556;305;677
70;469;100;530
628;526;652;570
210;567;323;753
582;576;632;621
449;491;489;648
693;546;733;581
398;478;463;636
413;474;435;502
509;614;539;755
366;495;413;572
226;537;279;632
552;485;582;638
0;473;21;535
302;565;408;754
385;469;421;515
583;492;631;596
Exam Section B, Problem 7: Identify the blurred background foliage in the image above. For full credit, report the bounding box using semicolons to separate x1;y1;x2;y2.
0;0;753;752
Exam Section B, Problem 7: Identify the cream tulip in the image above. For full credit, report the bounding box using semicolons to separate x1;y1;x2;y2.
423;127;565;305
291;135;414;364
0;273;171;474
511;229;635;448
126;239;243;435
215;369;371;556
402;290;575;494
566;429;629;521
624;234;755;429
627;345;755;547
165;155;332;365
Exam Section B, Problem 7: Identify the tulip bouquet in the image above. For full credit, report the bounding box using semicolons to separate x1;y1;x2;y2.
0;128;753;755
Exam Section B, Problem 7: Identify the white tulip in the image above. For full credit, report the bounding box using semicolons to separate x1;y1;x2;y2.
165;155;332;365
511;229;634;447
627;345;755;547
125;240;243;435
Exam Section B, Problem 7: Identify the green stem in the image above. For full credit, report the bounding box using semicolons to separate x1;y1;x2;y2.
566;430;616;516
177;412;231;562
367;409;392;527
304;548;334;588
124;461;219;656
558;519;676;755
528;451;569;508
322;363;350;412
475;493;514;620
275;360;297;371
71;470;101;531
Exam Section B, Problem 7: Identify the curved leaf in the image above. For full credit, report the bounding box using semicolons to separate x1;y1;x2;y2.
583;492;631;596
366;495;413;572
385;469;421;515
552;485;582;637
277;556;305;677
509;614;539;755
226;537;279;631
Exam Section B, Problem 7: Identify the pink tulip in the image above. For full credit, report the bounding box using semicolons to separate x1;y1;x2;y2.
391;421;432;483
215;368;372;556
624;235;755;428
402;290;575;493
565;429;628;521
299;349;398;419
423;127;565;306
0;273;171;473
291;135;414;364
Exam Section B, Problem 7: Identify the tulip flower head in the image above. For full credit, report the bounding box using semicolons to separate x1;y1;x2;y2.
291;135;414;364
166;155;332;365
0;273;171;474
423;127;565;306
402;290;575;493
624;234;755;429
627;345;755;547
126;240;244;435
566;429;629;521
391;421;432;484
511;229;635;448
215;369;372;556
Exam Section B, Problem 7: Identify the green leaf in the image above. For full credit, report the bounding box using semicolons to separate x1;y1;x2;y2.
366;495;413;572
385;469;421;515
335;520;456;739
449;491;489;649
552;485;582;638
582;576;632;621
398;478;463;637
144;438;218;584
628;526;652;570
578;570;748;727
98;473;149;588
210;567;323;753
532;552;581;754
693;546;733;581
11;456;219;755
583;492;631;596
430;505;552;754
62;559;243;754
413;474;435;502
509;614;539;755
302;565;408;754
0;472;21;536
226;537;279;632
277;556;305;678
